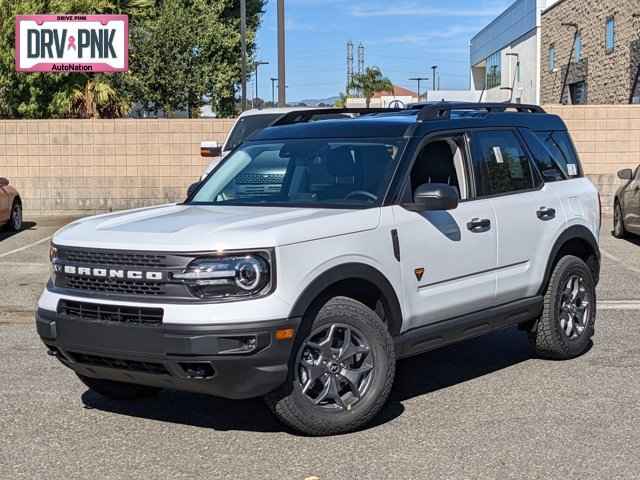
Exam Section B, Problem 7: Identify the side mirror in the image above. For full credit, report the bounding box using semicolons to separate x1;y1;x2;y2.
201;141;222;158
187;182;201;198
404;183;459;212
0;177;9;187
618;168;634;181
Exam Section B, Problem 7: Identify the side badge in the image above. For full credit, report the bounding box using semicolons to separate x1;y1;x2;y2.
414;268;425;281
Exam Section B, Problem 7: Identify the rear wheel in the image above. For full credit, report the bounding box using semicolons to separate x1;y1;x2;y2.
613;202;626;239
530;256;596;360
265;296;395;436
77;374;160;400
8;200;22;231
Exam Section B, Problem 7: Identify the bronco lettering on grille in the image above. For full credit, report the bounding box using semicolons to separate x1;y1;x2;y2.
54;264;164;281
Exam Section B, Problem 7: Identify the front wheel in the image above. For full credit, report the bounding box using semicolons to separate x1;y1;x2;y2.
529;256;596;360
77;374;161;400
8;201;22;231
265;297;396;436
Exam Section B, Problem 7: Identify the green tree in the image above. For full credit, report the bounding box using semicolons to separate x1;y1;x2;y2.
0;0;264;118
127;0;264;118
349;67;393;108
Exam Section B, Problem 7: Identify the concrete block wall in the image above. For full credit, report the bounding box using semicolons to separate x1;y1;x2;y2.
0;119;234;215
0;107;638;216
545;105;640;213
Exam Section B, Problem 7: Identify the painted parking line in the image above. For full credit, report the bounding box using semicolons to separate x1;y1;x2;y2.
599;301;640;311
0;235;52;259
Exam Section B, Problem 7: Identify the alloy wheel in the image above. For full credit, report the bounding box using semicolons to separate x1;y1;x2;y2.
296;323;374;411
559;275;591;340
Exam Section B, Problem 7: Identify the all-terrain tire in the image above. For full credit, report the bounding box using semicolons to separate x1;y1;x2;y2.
530;255;596;360
265;296;396;436
77;374;161;400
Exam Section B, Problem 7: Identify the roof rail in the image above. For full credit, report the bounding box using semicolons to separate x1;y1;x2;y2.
417;102;546;122
270;107;404;127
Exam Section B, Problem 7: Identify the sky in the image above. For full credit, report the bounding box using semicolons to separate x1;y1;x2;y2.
253;0;513;103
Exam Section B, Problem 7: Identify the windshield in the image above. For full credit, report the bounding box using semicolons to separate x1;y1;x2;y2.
224;114;282;152
191;139;405;208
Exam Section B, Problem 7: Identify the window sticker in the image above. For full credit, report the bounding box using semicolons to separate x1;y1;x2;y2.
567;163;578;176
492;146;504;164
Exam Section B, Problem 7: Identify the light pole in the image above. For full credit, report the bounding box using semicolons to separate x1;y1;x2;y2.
409;77;429;101
240;0;247;111
560;22;578;104
277;0;286;106
254;61;269;109
431;65;438;91
270;77;278;106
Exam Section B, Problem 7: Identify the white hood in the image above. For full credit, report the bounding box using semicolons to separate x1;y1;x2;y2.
53;204;381;252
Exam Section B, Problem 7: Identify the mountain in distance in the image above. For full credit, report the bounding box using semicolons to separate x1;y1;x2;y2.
291;96;340;107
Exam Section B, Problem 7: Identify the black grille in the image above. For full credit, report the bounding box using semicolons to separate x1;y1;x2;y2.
57;247;168;268
68;352;169;375
65;276;165;296
236;172;285;185
59;300;164;326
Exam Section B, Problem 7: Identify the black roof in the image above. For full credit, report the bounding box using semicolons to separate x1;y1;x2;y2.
249;103;568;142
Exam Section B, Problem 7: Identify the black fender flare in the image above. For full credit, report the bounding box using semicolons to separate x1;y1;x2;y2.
289;263;404;336
537;225;601;295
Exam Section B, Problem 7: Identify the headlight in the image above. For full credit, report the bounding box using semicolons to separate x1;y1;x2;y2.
49;244;58;263
172;252;273;300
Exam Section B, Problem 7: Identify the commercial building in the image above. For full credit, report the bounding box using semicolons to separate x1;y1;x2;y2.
470;0;560;104
540;0;640;104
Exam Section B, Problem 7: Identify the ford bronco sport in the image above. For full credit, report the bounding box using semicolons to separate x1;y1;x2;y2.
37;103;601;436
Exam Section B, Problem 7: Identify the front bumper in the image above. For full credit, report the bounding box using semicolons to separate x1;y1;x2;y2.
36;309;301;400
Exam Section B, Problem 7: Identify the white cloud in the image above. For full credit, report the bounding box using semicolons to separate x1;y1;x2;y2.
382;25;480;44
351;2;510;18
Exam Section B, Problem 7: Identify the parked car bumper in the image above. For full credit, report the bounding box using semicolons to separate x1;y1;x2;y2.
36;308;301;400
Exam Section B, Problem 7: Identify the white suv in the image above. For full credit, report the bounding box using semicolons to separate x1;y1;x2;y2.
37;103;601;436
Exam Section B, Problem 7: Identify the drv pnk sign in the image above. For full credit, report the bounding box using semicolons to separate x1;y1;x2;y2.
16;15;128;72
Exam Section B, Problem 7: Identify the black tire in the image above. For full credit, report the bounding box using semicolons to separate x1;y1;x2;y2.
265;296;396;436
530;256;596;360
7;200;22;232
77;374;160;400
613;201;626;239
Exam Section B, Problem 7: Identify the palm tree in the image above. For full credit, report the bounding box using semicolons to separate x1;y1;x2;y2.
349;67;393;108
70;77;130;118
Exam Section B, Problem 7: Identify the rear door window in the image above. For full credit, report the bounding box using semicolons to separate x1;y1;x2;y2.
535;131;582;178
470;130;538;197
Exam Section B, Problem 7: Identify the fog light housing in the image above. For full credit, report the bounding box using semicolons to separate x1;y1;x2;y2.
179;362;216;379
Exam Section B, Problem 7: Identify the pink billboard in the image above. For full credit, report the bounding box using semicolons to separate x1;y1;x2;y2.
15;14;128;73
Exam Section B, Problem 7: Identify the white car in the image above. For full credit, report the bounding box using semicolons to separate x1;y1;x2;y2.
37;103;601;436
200;107;336;180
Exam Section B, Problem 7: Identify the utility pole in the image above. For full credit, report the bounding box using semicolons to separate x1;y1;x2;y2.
409;77;429;101
254;61;269;109
431;65;438;91
270;77;278;106
277;0;286;106
240;0;247;111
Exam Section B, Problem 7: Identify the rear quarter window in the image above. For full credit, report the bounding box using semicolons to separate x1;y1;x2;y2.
534;131;582;179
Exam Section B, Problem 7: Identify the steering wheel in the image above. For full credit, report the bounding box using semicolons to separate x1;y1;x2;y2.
345;190;378;202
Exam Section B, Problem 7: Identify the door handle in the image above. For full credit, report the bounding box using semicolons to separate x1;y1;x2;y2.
467;218;491;232
537;207;556;221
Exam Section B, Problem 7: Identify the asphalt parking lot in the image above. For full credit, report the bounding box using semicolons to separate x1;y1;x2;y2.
1;216;639;480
